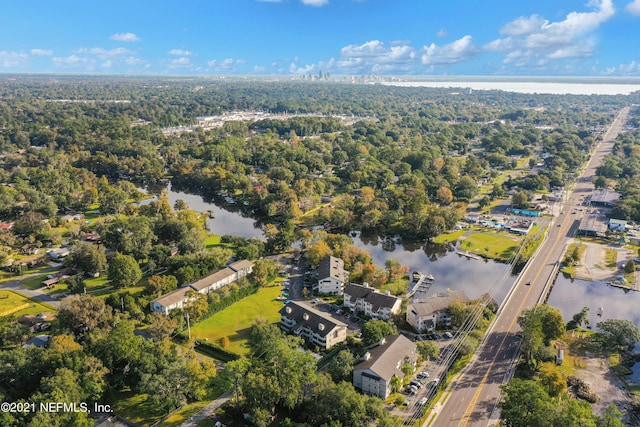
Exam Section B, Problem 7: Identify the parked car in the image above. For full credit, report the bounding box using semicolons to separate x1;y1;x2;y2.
417;397;428;406
409;380;422;388
427;378;439;388
417;371;429;380
443;332;453;339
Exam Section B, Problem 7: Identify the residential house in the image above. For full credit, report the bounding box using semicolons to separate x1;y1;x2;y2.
150;287;194;314
47;247;71;260
317;256;348;295
228;259;254;279
343;283;402;321
189;267;236;294
150;259;255;313
279;301;347;350
22;335;51;348
0;221;14;231
61;213;85;223
464;212;481;224
407;290;469;333
353;335;418;398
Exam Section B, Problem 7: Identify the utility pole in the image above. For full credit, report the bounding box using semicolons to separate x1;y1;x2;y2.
186;312;191;340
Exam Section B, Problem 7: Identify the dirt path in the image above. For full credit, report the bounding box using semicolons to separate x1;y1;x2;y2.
573;240;635;282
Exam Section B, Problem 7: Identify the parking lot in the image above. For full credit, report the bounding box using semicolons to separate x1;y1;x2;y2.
309;300;363;333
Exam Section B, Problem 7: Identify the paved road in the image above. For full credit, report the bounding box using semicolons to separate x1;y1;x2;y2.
431;107;631;427
179;392;232;427
0;269;63;308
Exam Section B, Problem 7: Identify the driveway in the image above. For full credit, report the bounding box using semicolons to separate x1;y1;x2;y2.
0;275;62;308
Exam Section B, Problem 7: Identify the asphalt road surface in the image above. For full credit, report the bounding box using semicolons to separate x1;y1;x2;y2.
431;107;631;427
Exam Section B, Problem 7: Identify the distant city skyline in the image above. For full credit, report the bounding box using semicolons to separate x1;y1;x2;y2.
2;0;640;76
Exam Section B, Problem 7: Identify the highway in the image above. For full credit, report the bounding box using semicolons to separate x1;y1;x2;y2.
430;107;632;427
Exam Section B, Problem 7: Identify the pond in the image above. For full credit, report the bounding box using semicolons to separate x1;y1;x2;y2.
352;232;516;304
140;184;265;239
146;185;516;303
547;275;640;330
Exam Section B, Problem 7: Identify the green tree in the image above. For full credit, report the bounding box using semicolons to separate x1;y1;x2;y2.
325;350;355;382
416;340;439;361
596;319;640;352
67;242;107;275
499;379;553;427
183;290;208;322
624;260;635;274
57;294;113;336
250;258;277;287
146;274;178;297
596;403;625;427
147;312;178;342
108;253;142;288
360;320;397;346
64;275;87;294
512;190;530;209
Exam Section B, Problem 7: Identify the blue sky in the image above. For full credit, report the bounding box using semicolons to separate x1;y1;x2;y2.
2;0;640;76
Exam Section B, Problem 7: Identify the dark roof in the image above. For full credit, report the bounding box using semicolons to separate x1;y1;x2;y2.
189;267;235;292
354;335;417;381
318;256;346;281
344;283;400;312
23;335;51;348
590;189;621;205
410;290;469;317
280;301;347;337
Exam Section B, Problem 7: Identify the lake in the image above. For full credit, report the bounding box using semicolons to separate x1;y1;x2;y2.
140;185;265;239
151;185;640;316
381;78;640;95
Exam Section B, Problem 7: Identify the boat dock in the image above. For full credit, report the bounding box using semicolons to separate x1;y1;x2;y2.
407;273;435;298
456;250;482;260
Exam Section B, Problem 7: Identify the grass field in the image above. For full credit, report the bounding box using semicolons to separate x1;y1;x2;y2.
190;285;283;355
458;231;520;261
0;290;56;317
431;229;468;245
112;388;166;427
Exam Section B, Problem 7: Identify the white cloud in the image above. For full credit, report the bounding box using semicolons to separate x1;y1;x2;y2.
110;32;140;42
76;47;133;59
0;51;28;68
626;0;640;15
169;57;192;68
436;29;448;38
52;55;96;70
604;60;640;75
30;49;52;56
486;0;615;66
301;0;329;6
332;40;424;74
421;35;477;65
168;49;193;56
207;58;245;72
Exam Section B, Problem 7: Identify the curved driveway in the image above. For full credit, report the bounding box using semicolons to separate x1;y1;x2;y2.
431;107;631;427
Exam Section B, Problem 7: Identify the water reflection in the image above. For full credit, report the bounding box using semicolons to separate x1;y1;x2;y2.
352;232;515;303
547;275;640;329
141;184;265;239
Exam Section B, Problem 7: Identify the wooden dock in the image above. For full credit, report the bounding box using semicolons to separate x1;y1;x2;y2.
407;273;435;298
455;250;482;261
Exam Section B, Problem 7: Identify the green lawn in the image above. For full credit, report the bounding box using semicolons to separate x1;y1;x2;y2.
190;285;283;355
432;229;468;245
112;388;166;427
0;290;56;317
458;231;520;261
